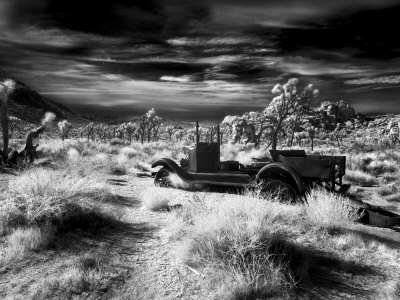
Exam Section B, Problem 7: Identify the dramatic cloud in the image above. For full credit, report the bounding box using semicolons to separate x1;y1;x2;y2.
1;0;400;119
345;75;400;85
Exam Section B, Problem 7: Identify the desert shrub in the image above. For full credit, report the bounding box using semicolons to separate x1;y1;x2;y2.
31;253;112;299
0;168;115;235
67;148;80;164
380;279;400;300
382;174;399;184
346;154;372;172
345;170;378;186
0;227;49;266
386;193;400;203
346;140;375;153
110;138;125;146
119;147;138;159
109;165;127;175
141;187;171;211
377;184;399;196
365;160;397;175
304;189;359;229
39;138;94;161
176;194;309;298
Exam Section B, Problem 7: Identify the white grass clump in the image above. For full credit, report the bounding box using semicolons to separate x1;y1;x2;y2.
31;253;108;299
0;227;46;266
380;279;400;300
304;189;359;228
67;148;80;164
0;168;113;234
175;193;307;298
141;187;171;211
119;147;138;158
345;170;378;186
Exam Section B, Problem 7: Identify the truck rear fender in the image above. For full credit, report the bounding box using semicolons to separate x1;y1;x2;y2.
256;162;305;195
151;158;192;182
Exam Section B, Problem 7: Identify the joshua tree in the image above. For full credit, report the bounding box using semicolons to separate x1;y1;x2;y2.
0;79;16;164
145;108;163;142
165;125;175;140
266;79;319;150
85;122;96;140
21;112;56;163
57;120;73;141
331;124;345;147
306;126;317;151
137;108;163;143
174;130;184;142
124;122;137;142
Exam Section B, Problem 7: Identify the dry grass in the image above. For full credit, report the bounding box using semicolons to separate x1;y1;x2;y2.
173;193;308;298
141;187;171;211
164;185;400;298
383;173;399;183
345;170;378;186
0;227;49;266
304;189;360;229
366;160;398;175
346;152;398;175
380;279;400;300
0;168;115;235
31;253;116;299
378;183;399;196
386;193;400;203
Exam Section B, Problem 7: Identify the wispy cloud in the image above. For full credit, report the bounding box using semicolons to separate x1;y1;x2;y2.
345;75;400;85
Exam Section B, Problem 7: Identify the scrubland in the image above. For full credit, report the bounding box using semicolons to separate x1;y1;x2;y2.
0;137;400;299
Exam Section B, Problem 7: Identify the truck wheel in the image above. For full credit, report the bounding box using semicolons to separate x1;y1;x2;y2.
154;167;173;187
261;178;298;202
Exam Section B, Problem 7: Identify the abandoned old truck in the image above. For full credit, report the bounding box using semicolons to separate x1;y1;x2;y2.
151;122;350;200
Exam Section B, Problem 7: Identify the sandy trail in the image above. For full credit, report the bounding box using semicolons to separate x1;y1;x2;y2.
103;174;212;300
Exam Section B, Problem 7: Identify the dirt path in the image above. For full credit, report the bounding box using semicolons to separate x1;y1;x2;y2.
103;174;212;300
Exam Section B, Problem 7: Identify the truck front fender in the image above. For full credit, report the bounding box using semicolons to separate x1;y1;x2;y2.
151;158;192;182
256;162;305;195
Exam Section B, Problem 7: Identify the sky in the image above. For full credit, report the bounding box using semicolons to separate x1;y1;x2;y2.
1;0;400;120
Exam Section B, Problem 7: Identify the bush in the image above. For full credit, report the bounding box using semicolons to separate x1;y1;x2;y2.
304;189;359;229
366;160;397;175
0;227;48;266
176;194;308;298
141;187;171;211
0;168;115;235
345;170;378;186
378;184;399;196
381;279;400;300
31;253;111;299
110;138;125;146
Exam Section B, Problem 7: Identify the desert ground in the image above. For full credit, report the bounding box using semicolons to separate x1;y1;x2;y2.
0;136;399;300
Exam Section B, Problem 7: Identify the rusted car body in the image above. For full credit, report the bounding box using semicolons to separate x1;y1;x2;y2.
151;122;349;199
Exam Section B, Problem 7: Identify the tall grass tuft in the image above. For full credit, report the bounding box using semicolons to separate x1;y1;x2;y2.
31;253;111;299
141;187;171;211
0;168;115;235
304;189;359;229
176;194;309;298
345;170;378;186
0;227;48;266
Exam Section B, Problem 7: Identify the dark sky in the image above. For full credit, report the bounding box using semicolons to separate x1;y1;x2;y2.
1;0;400;120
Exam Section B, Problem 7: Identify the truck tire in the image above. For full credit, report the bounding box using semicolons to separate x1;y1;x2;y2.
261;178;298;203
154;167;173;187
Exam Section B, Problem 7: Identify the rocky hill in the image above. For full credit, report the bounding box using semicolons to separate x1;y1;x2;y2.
4;80;85;124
